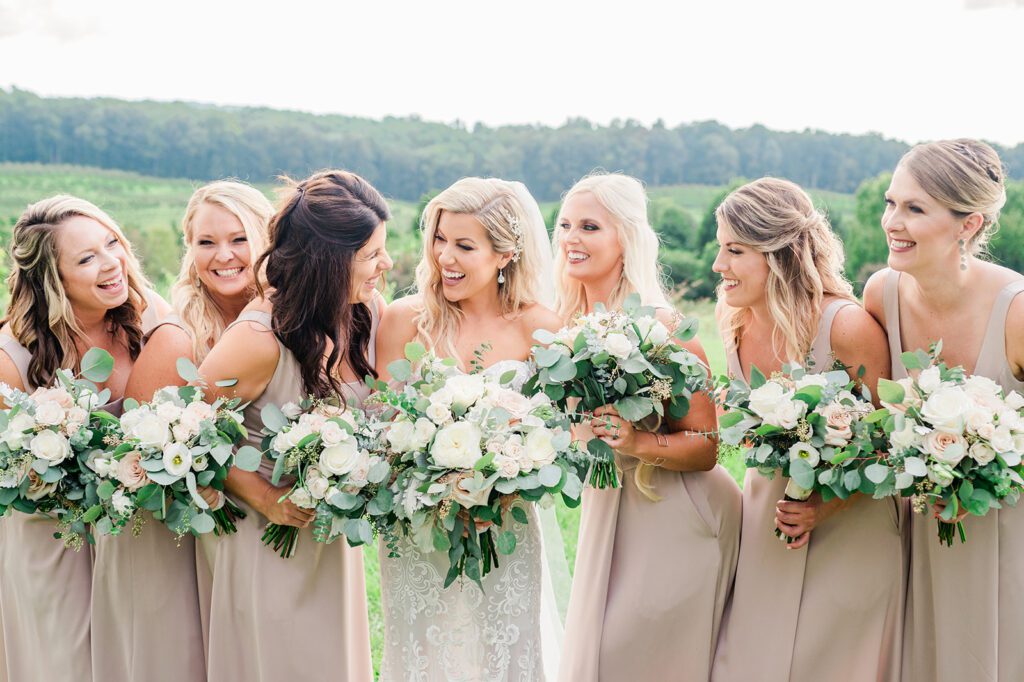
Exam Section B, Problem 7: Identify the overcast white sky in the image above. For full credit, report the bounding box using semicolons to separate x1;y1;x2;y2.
1;0;1022;145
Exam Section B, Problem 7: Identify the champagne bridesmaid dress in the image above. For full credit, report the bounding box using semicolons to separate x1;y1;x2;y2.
0;292;161;681
90;313;205;682
559;386;742;678
198;308;374;682
712;299;908;682
883;268;1024;682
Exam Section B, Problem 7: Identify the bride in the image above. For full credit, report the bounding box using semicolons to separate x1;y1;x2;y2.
375;177;565;680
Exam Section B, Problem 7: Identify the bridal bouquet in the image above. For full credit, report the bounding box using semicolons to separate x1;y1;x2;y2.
0;348;115;548
259;399;393;558
81;359;259;539
872;345;1024;546
718;364;879;542
377;342;583;588
524;293;708;488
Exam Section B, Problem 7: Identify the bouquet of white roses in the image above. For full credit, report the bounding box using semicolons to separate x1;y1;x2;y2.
524;293;708;489
718;364;880;543
377;342;585;588
0;348;116;548
871;344;1024;546
258;398;393;558
81;359;259;539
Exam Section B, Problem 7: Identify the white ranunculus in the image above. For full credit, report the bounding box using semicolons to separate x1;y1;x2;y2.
162;442;192;478
386;420;417;453
920;386;971;434
155;401;183;424
969;441;997;465
289;487;314;508
445;375;487;409
319;421;348;447
917;366;942;395
308;476;330;500
413;418;437;449
184;400;214;422
29;429;71;464
788;441;820;467
604;332;634;360
320;439;361;476
4;411;37;449
431;421;483;469
111;489;135;516
131;412;171;450
172;423;197;443
923;430;967;465
34;400;65;427
525;427;558;468
426;403;452;425
91;456;114;478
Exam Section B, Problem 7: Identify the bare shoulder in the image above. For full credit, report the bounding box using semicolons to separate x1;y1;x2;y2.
379;294;422;338
862;268;890;325
831;301;889;363
0;347;26;393
517;302;563;334
141;323;194;362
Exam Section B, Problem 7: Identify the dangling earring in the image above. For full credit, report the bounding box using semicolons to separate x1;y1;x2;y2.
959;239;968;271
193;276;202;289
497;269;505;285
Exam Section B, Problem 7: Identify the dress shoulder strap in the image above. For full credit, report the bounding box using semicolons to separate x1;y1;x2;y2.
0;333;33;390
808;298;857;373
226;310;273;331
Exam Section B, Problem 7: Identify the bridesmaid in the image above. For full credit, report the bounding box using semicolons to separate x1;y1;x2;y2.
0;195;167;681
863;139;1024;681
711;178;899;682
91;181;272;682
375;177;563;680
557;172;741;681
196;170;389;681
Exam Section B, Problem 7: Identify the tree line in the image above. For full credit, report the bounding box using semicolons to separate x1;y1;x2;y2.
5;87;1022;202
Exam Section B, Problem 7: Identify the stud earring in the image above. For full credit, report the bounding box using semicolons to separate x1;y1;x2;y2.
959;239;968;271
497;269;505;285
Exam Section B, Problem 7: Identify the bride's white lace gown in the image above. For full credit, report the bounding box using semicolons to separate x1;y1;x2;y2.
378;360;547;682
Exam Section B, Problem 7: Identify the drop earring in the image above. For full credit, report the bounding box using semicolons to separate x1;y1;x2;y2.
497;269;505;285
959;239;967;271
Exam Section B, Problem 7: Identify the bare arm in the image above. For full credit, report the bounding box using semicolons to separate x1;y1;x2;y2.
375;295;421;382
123;324;194;403
0;349;27;405
831;302;892;405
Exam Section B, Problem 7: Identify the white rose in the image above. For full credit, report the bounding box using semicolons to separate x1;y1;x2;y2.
281;402;303;419
346;452;373;488
29;429;71;464
34;400;65;427
65;406;88;430
794;373;828;391
997;409;1023;432
131;413;171;449
289;487;314;508
445;375;487;409
386;420;417;453
4;411;37;449
494;454;521;478
788;441;820;467
1006;391;1024;411
969;441;997;465
162;442;192;478
989;425;1015;454
491;388;533;420
928;463;955;488
155;401;183;423
525;428;558;468
920;386;970;434
964;405;995;436
759;398;804;430
431;422;483;469
748;382;792;420
429;388;453;409
319;421;348;447
891;420;921;452
320;439;361;476
308;476;330;500
917;366;942;395
413;418;437;449
426;403;452;425
111;489;135;516
923;430;967;465
604;332;634;360
172;422;197;443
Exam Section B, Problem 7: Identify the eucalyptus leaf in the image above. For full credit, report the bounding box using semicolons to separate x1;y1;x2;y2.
260;404;289;433
80;347;115;383
176;357;201;383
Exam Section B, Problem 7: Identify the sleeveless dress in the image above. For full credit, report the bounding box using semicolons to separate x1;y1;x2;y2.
0;291;162;682
883;269;1024;682
199;308;374;682
712;298;907;682
378;360;549;682
559;351;743;679
90;313;206;682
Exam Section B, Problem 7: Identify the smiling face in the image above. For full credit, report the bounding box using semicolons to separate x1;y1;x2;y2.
55;215;130;315
349;221;392;304
431;211;511;304
712;221;770;309
557;191;623;284
191;202;255;304
882;165;969;274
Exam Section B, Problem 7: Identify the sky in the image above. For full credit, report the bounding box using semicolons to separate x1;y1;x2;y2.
1;0;1023;145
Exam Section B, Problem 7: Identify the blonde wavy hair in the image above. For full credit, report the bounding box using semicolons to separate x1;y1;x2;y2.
898;138;1007;256
4;195;151;388
553;171;670;319
716;177;855;364
552;172;672;500
413;177;547;360
170;180;273;363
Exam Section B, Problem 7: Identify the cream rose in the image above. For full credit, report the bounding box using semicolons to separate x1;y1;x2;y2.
917;366;942;395
319;421;348;447
969;441;997;465
308;476;330;500
413;418;438;448
923;430;966;465
4;411;36;449
386;420;417;453
449;474;493;508
30;386;74;408
131;412;171;449
525;428;558;468
920;386;970;434
116;451;150;491
426;403;452;425
432;422;483;469
320;439;361;476
289;487;315;509
604;332;634;360
34;400;66;427
494;454;521;478
29;429;71;464
445;375;487;409
155;401;183;423
1006;391;1024;411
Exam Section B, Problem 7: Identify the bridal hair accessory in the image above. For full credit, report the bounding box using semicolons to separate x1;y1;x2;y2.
502;208;524;263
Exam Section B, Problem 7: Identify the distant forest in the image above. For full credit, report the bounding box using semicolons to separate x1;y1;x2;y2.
3;87;1021;202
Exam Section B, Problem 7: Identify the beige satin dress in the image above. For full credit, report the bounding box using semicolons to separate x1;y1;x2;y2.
883;268;1024;682
197;309;373;682
712;299;908;682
